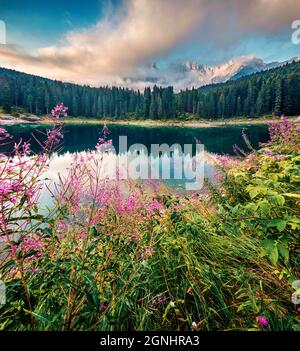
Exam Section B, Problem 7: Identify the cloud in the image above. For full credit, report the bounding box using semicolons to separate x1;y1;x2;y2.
233;0;300;33
0;0;299;88
0;0;205;84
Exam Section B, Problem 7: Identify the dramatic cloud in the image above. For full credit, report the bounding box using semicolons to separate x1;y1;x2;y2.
233;0;300;33
0;0;205;84
0;0;299;88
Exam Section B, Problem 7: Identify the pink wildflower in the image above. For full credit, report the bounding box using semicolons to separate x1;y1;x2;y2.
267;115;297;144
45;127;64;150
257;315;269;327
0;128;11;142
141;247;155;260
215;154;231;168
95;125;112;151
146;199;162;215
51;102;68;118
22;142;31;156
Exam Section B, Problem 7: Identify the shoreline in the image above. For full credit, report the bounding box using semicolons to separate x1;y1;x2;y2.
1;115;299;128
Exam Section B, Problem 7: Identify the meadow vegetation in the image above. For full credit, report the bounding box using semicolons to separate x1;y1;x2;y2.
0;115;299;331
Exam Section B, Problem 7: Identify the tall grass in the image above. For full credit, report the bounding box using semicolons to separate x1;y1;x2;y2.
0;116;299;331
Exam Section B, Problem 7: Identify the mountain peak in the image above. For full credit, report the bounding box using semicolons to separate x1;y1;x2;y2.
107;55;300;91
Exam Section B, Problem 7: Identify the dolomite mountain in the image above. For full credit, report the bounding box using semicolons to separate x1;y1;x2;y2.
122;55;300;91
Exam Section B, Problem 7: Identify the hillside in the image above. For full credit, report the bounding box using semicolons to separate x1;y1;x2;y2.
0;61;300;119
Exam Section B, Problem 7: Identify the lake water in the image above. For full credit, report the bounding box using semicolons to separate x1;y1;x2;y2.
2;123;269;192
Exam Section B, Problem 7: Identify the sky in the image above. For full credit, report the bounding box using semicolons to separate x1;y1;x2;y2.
0;0;299;89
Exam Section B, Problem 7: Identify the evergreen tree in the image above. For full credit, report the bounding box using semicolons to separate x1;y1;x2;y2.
143;87;151;118
0;61;300;119
274;79;283;116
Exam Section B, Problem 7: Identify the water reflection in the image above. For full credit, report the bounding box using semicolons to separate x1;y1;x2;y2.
3;123;269;194
3;123;269;155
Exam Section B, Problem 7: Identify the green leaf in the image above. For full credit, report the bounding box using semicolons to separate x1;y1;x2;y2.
262;239;275;253
267;219;287;232
246;186;260;199
262;239;279;265
244;202;258;212
257;200;270;215
269;246;279;265
278;243;289;263
293;324;300;331
269;194;285;206
89;226;98;237
288;218;300;230
276;220;287;232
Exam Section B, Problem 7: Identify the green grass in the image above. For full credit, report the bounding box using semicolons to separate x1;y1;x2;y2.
0;116;299;331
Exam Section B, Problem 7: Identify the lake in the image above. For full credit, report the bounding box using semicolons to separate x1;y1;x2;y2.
2;123;269;193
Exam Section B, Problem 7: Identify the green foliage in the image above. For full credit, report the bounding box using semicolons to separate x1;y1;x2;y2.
0;117;299;331
177;61;300;118
213;121;300;269
1;197;295;331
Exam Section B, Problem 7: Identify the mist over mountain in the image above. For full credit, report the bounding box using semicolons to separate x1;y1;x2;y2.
121;55;300;91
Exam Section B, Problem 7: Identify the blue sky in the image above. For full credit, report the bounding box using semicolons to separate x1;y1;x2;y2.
0;0;299;87
0;0;111;50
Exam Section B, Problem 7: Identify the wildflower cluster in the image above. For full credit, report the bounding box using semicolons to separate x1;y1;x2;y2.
51;102;68;119
0;106;68;327
0;111;299;332
96;124;112;151
266;115;300;151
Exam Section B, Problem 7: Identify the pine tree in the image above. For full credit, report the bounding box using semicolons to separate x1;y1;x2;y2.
0;79;12;113
236;96;242;116
274;78;283;116
143;87;151;118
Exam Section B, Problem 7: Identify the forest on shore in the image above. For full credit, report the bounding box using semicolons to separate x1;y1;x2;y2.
0;61;300;120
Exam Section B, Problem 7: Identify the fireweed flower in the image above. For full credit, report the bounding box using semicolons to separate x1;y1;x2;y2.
216;154;230;167
22;142;31;156
257;315;269;327
264;150;287;161
141;247;155;260
0;127;11;142
57;221;68;232
26;189;35;198
96;138;112;152
102;123;111;137
46;128;64;144
157;295;167;304
21;237;43;251
51;102;68;118
96;124;112;151
267;115;298;145
145;199;163;216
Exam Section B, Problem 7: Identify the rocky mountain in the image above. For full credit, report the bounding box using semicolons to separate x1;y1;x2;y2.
122;55;300;91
